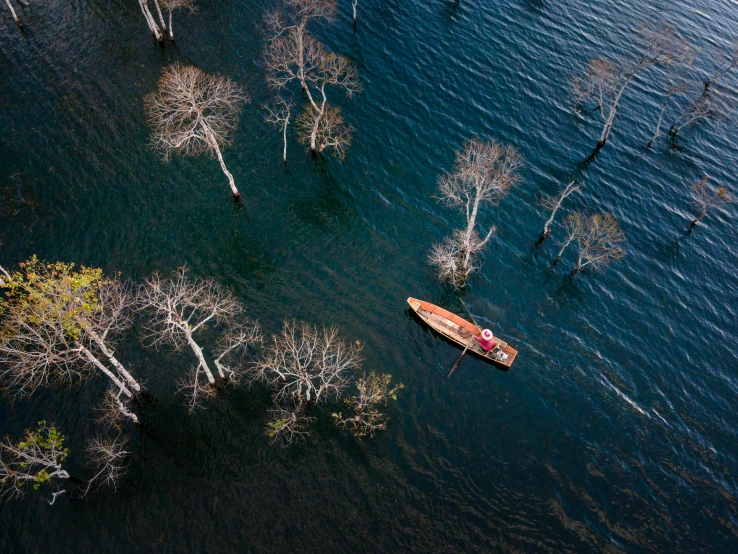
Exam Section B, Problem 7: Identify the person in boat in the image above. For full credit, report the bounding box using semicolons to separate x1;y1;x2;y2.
475;329;498;352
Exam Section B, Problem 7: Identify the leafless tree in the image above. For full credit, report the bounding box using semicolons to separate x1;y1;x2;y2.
351;0;358;26
333;371;403;437
82;435;130;494
570;213;626;275
144;64;249;201
265;406;315;446
429;137;522;287
553;212;585;266
250;320;359;406
689;176;732;231
703;41;738;92
0;422;69;504
295;103;352;159
4;0;24;30
139;266;258;411
138;0;164;42
537;180;582;244
647;81;689;147
213;321;263;384
264;97;294;164
668;88;730;138
158;0;196;41
95;387;140;428
0;259;141;408
572;23;689;149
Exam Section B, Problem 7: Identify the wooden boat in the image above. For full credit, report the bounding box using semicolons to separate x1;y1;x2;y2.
407;297;517;369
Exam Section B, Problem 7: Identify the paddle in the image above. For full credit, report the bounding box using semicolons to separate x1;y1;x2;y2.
448;339;474;378
459;298;481;328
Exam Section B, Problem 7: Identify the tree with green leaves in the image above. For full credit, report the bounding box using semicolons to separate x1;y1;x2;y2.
333;371;403;437
0;422;70;504
0;258;141;423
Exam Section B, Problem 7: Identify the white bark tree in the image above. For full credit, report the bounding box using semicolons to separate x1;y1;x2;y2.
144;64;249;201
689;176;732;231
647;81;688;147
250;320;359;406
351;0;357;25
138;266;259;411
571;213;626;275
83;435;130;494
264;97;294;164
429;137;522;287
0;422;70;503
537;180;582;244
553;212;585;266
295;103;352;159
4;0;23;30
572;23;689;149
0;259;141;415
332;371;403;437
668;88;730;138
158;0;196;41
703;41;738;92
137;0;164;42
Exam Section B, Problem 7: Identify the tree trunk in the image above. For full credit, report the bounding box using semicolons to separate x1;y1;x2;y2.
352;0;357;25
84;328;142;394
152;0;168;35
283;117;289;164
648;92;672;148
138;0;163;42
204;125;240;200
554;236;575;266
168;9;174;41
5;0;23;29
183;329;216;384
77;343;133;398
112;392;140;424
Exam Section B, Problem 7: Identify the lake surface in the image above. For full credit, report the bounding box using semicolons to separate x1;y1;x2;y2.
1;0;737;551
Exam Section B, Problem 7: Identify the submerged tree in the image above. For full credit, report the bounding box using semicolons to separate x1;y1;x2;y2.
4;0;24;30
139;266;260;411
333;371;403;437
537;180;582;244
157;0;196;41
702;41;738;92
570;213;626;275
572;23;689;149
0;258;141;422
647;81;688;147
668;89;730;138
553;212;585;266
137;0;165;42
145;64;249;201
689;176;732;231
0;422;69;504
429;137;522;287
265;406;315;446
264;97;294;164
351;0;358;26
83;435;130;493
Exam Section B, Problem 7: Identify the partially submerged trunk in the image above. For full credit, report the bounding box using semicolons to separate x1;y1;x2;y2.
204;125;240;200
77;343;133;398
5;0;23;29
138;0;164;42
152;0;168;36
183;328;216;384
84;328;142;394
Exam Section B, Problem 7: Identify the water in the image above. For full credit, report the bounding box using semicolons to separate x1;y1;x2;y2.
1;0;737;551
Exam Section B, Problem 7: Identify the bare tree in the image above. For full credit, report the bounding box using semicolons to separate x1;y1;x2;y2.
95;387;140;428
703;41;738;92
429;137;522;287
0;258;141;407
83;435;130;494
144;64;249;201
0;422;69;504
572;23;689;149
4;0;23;30
668;88;730;138
295;103;352;159
138;0;164;42
250;320;359;406
351;0;358;26
537;180;582;244
213;321;263;384
689;176;732;231
647;81;689;147
553;212;585;266
333;371;403;437
571;213;626;275
264;97;294;164
158;0;196;41
265;406;315;446
139;266;258;411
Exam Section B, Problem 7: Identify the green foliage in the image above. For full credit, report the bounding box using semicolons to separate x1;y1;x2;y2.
0;256;106;341
334;372;403;438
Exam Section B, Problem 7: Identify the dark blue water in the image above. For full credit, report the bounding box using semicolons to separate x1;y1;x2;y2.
1;0;737;551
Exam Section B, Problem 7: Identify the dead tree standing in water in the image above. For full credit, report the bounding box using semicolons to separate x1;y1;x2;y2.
702;42;738;93
570;213;626;275
139;266;260;411
4;0;24;30
429;138;522;287
158;0;196;41
572;23;688;149
332;372;403;437
668;89;729;138
138;0;164;42
554;212;585;266
647;82;688;147
145;64;249;201
264;97;294;164
537;180;582;244
688;176;732;231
